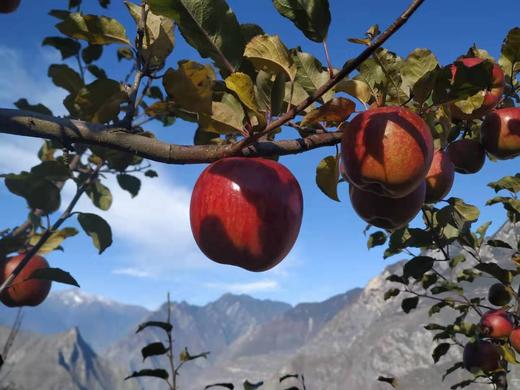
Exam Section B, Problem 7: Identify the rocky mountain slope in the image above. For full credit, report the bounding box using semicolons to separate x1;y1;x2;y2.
0;290;150;352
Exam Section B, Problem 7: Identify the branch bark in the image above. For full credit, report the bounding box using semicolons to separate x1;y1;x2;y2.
0;109;342;163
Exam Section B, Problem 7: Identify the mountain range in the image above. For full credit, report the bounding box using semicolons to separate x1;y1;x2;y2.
0;222;517;389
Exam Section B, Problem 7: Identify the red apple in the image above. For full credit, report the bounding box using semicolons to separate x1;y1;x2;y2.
447;139;486;174
424;149;455;203
0;253;52;307
481;107;520;160
509;328;520;353
349;181;426;230
450;57;505;120
463;340;502;373
341;106;433;198
480;309;513;338
190;157;303;272
0;0;20;13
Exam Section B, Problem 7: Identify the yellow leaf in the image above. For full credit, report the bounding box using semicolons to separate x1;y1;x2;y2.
301;97;355;126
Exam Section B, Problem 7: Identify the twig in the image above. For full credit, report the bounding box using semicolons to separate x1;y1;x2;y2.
231;0;426;153
0;165;101;296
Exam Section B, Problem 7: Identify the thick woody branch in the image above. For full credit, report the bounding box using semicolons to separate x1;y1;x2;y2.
0;109;341;164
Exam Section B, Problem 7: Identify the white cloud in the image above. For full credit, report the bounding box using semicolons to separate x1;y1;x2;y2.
62;165;213;277
0;45;67;115
205;279;280;294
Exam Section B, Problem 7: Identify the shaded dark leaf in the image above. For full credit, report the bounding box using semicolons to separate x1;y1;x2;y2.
125;369;169;381
77;213;113;254
367;231;387;249
136;321;172;334
205;384;234;390
27;267;80;287
401;297;419;313
14;99;53;116
377;376;398;388
487;239;513;249
141;342;168;361
117;174;141;198
432;343;450;363
42;37;81;60
403;256;435;279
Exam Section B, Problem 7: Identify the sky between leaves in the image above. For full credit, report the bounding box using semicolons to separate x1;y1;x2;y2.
0;0;519;309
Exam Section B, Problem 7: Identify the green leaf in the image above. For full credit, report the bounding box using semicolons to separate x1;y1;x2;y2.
488;175;520;194
367;231;386;249
87;64;107;79
499;28;520;76
242;380;264;390
117;46;134;61
225;72;259;112
403;256;435;280
475;262;512;285
292;50;333;101
73;78;128;123
499;344;519;364
125;369;169;381
442;362;464;381
29;227;79;255
163;60;215;114
56;13;130;45
48;64;84;94
145;169;159;178
301;97;355;126
377;377;397;388
147;0;245;72
487;239;513;249
432;343;450;363
447;198;480;222
77;213;113;254
315;155;339;201
126;2;175;70
384;288;400;301
82;44;103;64
31;161;71;181
272;0;330;42
141;342;168;361
136;321;173;334
400;48;439;96
5;173;61;214
26;267;80;287
200;94;245;134
401;296;419;313
335;79;372;104
116;174;141;198
14;99;53;116
179;347;210;362
244;35;296;80
42;37;81;59
204;384;234;390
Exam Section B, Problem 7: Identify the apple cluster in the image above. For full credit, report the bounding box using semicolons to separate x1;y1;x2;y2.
463;284;520;374
341;57;519;231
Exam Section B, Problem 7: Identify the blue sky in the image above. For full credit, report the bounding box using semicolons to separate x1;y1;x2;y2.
0;0;518;310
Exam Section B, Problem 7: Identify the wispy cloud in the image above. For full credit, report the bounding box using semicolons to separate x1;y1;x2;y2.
205;279;280;294
0;45;67;114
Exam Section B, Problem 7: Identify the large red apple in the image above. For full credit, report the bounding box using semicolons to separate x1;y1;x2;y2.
509;328;520;353
424;149;455;203
341;106;433;198
0;253;52;307
481;107;520;160
463;340;502;373
447;139;486;174
450;57;505;120
190;157;303;272
0;0;20;13
349;181;426;230
480;309;513;338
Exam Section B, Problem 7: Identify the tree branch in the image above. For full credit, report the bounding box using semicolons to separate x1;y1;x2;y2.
0;109;342;164
231;0;426;153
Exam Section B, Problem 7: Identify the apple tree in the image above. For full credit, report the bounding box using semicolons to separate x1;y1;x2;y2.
0;0;519;388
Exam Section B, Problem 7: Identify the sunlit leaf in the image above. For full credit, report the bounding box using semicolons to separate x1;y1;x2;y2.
244;35;296;81
315;155;339;201
301;97;355;126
